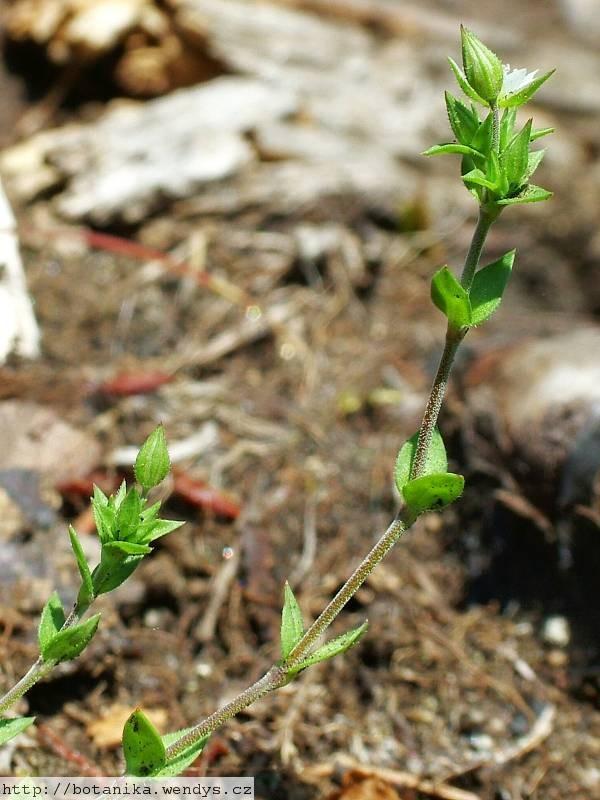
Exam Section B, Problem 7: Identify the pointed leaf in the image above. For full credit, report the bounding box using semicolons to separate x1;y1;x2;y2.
470;112;494;155
488;151;508;197
141;518;185;543
462;168;498;193
280;582;304;660
470;250;515;325
0;717;35;745
40;614;101;663
394;428;448;496
431;266;472;330
526;149;545;179
104;540;152;556
156;729;210;777
501;119;532;188
496;184;553;205
402;473;465;515
423;143;482;158
448;57;486;105
445;91;480;145
140;500;161;523
292;622;368;674
92;485;114;543
92;551;145;596
499;69;555;108
69;525;94;611
38;592;65;652
113;480;127;509
499;107;517;151
123;710;166;777
135;425;171;491
530;126;554;142
115;488;143;542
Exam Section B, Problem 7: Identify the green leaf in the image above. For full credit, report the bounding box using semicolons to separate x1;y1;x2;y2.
445;91;480;145
499;69;555;108
280;582;304;660
38;592;65;652
140;500;162;523
394;428;448;496
501;119;532;189
430;266;472;330
69;526;94;611
140;518;185;543
462;168;498;193
40;614;101;663
460;26;503;104
470;112;493;155
291;622;368;675
526;149;545;180
123;710;166;777
156;728;210;777
92;485;115;543
115;488;143;542
92;548;145;596
0;717;36;745
448;57;486;106
488;151;508;197
402;473;465;514
134;425;171;491
423;143;482;158
496;184;553;205
530;126;554;142
113;480;127;509
104;540;152;556
470;250;515;325
499;107;517;151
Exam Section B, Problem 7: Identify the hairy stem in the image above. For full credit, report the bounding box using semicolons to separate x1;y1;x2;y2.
460;207;496;291
0;658;55;716
410;329;464;480
0;605;79;716
491;103;500;154
165;510;415;759
411;205;497;478
285;510;415;666
167;202;500;759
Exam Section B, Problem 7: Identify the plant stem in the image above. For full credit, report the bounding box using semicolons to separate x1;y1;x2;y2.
166;202;501;760
491;103;500;153
460;207;496;291
0;606;79;716
286;510;415;666
0;658;55;716
411;205;497;479
410;328;464;480
165;510;415;759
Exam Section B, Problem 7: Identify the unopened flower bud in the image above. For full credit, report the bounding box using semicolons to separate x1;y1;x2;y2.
460;26;503;105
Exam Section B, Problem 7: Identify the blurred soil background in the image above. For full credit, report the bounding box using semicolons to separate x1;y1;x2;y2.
1;1;600;797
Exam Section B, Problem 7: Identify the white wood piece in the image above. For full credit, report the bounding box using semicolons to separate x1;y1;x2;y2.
0;179;40;361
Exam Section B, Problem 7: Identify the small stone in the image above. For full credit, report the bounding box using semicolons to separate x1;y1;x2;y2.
542;615;571;647
468;733;494;752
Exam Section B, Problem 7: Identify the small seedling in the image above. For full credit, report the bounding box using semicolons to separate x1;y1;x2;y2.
0;425;183;748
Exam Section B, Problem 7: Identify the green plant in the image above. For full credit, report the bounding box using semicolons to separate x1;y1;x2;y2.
0;426;183;741
0;27;554;777
119;28;554;777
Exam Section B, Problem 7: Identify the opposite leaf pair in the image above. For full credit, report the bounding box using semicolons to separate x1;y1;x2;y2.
431;249;515;331
280;583;367;679
394;429;463;516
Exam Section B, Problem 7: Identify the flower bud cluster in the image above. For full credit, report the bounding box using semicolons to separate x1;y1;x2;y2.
425;27;554;211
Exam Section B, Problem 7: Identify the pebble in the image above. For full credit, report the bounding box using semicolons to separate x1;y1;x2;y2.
542;615;571;647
